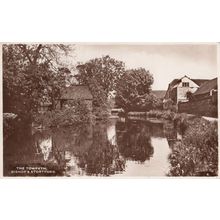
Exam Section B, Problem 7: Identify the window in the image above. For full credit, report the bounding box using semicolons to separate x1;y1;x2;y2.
182;82;189;87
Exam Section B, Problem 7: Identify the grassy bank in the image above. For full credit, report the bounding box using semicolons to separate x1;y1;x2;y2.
128;110;183;120
168;118;218;176
128;110;192;127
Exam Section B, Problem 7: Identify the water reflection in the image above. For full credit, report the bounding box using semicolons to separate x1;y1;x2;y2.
116;121;154;162
4;118;180;177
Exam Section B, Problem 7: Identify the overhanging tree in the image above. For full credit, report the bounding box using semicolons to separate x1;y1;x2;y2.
3;44;74;119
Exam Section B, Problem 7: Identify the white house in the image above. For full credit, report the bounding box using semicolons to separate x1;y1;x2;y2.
164;75;208;103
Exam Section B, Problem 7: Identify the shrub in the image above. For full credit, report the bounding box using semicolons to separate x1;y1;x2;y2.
34;100;93;127
147;110;163;118
173;113;190;132
163;98;177;112
3;113;18;139
168;118;218;176
93;106;109;121
146;110;175;121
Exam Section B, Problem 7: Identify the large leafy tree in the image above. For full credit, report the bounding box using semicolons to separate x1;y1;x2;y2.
3;44;73;119
76;55;125;118
115;68;154;113
76;55;125;96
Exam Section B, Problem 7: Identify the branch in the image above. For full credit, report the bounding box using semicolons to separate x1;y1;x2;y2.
18;44;33;64
33;44;42;64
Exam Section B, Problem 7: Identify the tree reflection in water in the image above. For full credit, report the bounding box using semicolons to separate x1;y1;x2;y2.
44;122;125;176
67;123;126;176
4;119;180;177
116;120;154;163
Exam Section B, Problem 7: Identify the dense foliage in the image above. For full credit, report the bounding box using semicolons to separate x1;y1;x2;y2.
76;55;125;95
76;55;125;119
3;113;19;140
115;68;155;113
168;118;218;176
163;98;177;111
34;99;92;127
146;109;176;120
138;93;163;110
3;44;73;120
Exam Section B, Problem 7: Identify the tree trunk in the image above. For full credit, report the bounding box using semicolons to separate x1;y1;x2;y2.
124;110;129;122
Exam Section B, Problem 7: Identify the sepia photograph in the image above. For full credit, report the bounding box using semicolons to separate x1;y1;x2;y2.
2;43;218;177
1;2;220;220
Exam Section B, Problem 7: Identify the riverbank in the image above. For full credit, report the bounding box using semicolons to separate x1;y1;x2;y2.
168;117;218;176
128;109;217;129
4;108;218;177
128;110;195;132
128;110;218;176
128;110;197;121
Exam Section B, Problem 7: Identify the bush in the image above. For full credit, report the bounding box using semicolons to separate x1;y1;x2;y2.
93;106;109;121
163;99;177;112
168;118;218;176
3;113;18;139
146;110;175;121
173;113;190;132
34;100;93;127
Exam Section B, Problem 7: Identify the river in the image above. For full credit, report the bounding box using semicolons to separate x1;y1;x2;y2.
3;118;181;177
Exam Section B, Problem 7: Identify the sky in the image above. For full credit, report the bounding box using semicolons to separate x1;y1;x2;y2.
72;44;218;90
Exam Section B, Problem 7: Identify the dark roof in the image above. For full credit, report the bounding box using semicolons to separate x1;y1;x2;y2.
169;79;181;87
60;85;93;100
169;78;208;88
193;78;217;96
151;90;166;99
164;80;179;99
191;79;209;86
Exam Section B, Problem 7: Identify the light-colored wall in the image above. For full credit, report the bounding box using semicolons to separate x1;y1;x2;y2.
176;76;199;102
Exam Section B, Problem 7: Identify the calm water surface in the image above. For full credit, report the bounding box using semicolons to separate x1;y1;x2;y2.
4;118;181;177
